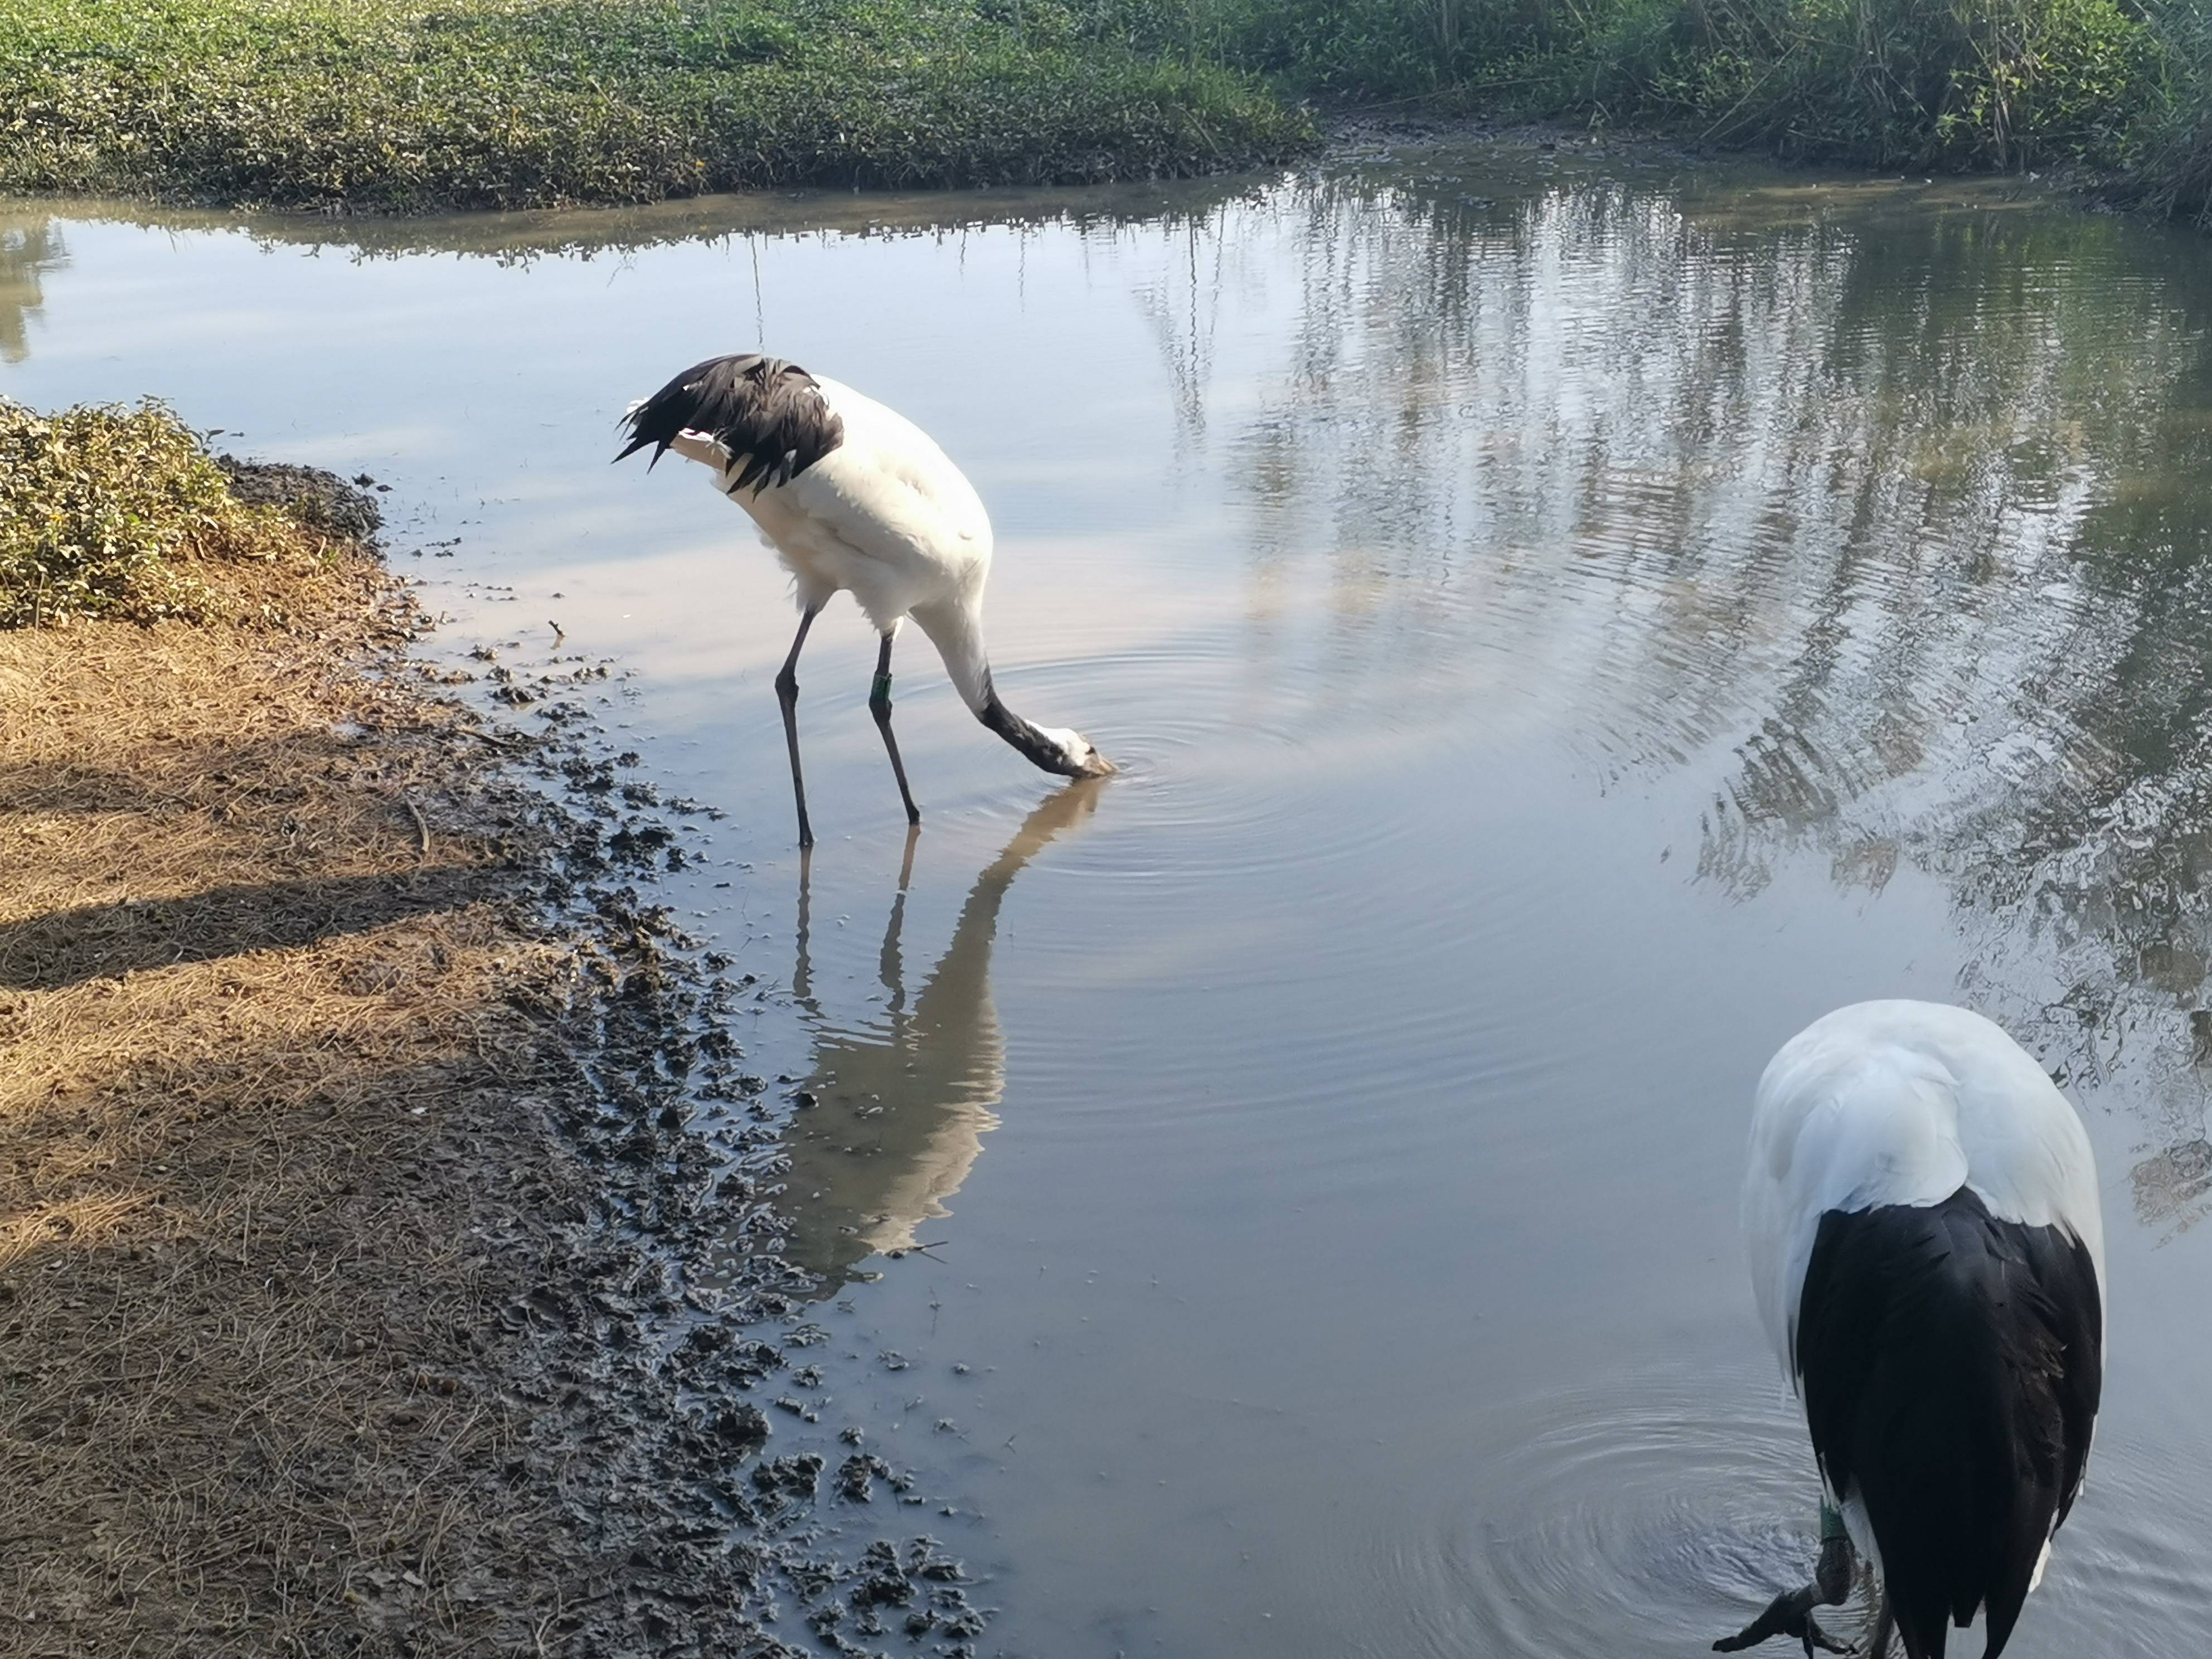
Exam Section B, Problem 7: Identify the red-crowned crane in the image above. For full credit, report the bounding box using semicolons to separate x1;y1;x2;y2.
618;353;1113;847
1717;1000;2105;1659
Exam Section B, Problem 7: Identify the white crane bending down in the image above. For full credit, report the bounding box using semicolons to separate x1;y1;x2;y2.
618;353;1113;847
1718;1000;2104;1659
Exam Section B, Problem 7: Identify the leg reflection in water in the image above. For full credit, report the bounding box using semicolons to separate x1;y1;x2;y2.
778;780;1104;1289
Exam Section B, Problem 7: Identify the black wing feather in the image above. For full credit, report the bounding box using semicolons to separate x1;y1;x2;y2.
615;353;845;491
1796;1187;2101;1659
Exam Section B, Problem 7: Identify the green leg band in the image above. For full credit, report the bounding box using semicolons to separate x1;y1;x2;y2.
1819;1500;1847;1542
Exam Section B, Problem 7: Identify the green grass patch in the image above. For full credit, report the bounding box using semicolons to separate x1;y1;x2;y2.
0;399;354;627
0;0;1316;210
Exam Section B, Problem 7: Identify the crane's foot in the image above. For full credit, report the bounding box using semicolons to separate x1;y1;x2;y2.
1713;1585;1851;1655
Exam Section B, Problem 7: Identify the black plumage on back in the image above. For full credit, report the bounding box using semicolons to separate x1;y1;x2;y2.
1795;1187;2102;1659
616;353;845;492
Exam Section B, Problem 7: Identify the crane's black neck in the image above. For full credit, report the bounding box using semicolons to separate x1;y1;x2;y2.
978;686;1078;778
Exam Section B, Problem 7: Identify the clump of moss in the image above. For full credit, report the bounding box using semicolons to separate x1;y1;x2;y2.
0;397;352;628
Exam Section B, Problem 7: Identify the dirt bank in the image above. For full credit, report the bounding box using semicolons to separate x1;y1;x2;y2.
0;457;983;1656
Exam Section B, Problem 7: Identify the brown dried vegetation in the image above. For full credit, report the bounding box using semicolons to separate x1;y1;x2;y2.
0;470;633;1653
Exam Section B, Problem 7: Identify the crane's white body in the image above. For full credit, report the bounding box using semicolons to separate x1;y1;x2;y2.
1744;1000;2104;1385
1741;998;2105;1598
668;376;998;714
623;352;1110;845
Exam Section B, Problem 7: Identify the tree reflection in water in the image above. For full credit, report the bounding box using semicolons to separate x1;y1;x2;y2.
1173;163;2212;1231
1;214;65;365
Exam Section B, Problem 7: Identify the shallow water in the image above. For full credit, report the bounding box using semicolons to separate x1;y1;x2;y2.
10;143;2212;1654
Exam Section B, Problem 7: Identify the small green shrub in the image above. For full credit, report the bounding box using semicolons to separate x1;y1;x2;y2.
1581;0;2160;169
0;399;331;627
2122;0;2212;222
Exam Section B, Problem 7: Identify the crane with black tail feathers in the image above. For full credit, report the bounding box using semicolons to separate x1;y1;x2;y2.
1718;1000;2104;1659
618;353;1113;848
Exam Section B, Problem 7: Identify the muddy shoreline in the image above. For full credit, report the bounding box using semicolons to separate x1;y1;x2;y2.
1317;106;2126;209
0;463;987;1656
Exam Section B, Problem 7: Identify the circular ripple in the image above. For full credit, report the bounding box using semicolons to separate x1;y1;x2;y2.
1355;1369;1879;1658
1313;1367;2212;1659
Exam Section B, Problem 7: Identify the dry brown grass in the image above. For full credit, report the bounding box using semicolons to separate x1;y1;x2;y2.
0;522;618;1653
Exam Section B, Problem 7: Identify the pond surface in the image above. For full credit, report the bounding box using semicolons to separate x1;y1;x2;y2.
9;142;2212;1656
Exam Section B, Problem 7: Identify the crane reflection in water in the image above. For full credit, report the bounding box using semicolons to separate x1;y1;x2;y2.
775;779;1102;1290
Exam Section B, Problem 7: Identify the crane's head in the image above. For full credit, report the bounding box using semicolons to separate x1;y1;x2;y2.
976;690;1115;779
1038;726;1115;778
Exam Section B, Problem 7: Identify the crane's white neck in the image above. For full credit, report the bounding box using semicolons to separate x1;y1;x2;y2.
909;597;1112;779
910;595;995;717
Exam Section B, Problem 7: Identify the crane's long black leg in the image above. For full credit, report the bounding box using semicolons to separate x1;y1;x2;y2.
776;607;821;849
1715;1526;1854;1655
869;632;922;827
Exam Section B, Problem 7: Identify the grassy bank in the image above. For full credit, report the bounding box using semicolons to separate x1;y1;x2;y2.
0;0;1313;210
1;1;2204;223
0;398;783;1655
1157;0;2212;221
